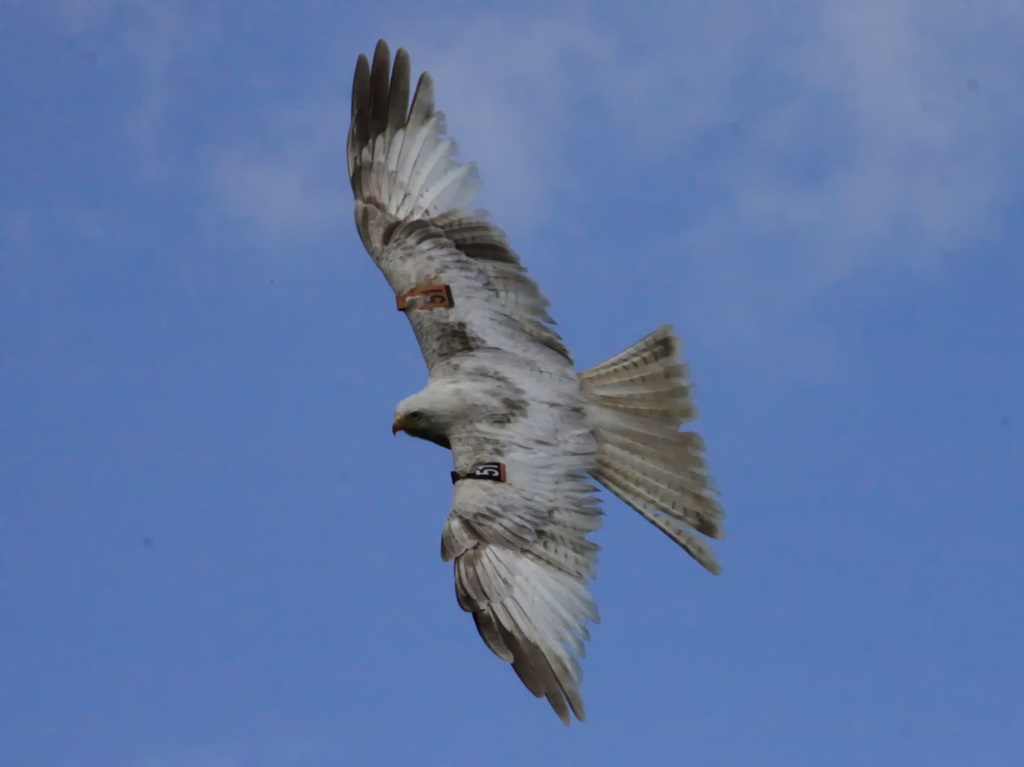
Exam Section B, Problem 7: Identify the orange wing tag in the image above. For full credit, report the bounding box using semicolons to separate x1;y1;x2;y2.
396;284;454;311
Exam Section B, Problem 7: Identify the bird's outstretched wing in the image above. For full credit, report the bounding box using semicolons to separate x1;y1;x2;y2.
347;39;571;373
442;367;602;724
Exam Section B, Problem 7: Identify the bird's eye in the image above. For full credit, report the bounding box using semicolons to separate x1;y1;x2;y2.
407;411;423;421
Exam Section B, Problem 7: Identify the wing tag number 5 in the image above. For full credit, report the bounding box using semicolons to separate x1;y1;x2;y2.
396;284;455;311
451;462;507;485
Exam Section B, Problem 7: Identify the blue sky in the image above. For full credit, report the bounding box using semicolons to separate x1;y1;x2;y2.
4;1;1023;764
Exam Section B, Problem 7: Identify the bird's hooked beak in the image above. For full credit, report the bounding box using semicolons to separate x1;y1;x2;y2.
391;415;406;436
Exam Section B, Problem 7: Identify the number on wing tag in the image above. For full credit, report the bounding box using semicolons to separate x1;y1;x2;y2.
450;462;506;485
396;284;454;311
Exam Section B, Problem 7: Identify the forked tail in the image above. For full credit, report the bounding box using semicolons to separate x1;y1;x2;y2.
581;326;724;574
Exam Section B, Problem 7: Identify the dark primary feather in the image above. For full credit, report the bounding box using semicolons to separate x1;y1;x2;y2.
347;39;573;373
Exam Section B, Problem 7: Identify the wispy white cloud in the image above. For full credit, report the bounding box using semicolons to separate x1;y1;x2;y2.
389;1;1023;372
119;2;215;179
206;98;349;246
689;0;1022;271
96;0;1021;370
203;10;609;244
653;1;1023;368
390;10;609;232
31;0;216;179
209;3;1021;238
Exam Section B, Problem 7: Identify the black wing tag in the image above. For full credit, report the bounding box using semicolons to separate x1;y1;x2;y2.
451;462;506;485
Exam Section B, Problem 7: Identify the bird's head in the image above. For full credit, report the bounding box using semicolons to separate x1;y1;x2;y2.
391;380;468;448
392;377;511;448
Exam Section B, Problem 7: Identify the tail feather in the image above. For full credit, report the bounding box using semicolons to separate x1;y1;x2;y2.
583;329;696;426
581;325;724;574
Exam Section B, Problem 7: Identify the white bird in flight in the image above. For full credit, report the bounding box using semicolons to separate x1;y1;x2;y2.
347;39;724;724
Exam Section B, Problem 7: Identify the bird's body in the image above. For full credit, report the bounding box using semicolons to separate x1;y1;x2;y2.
347;40;724;724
